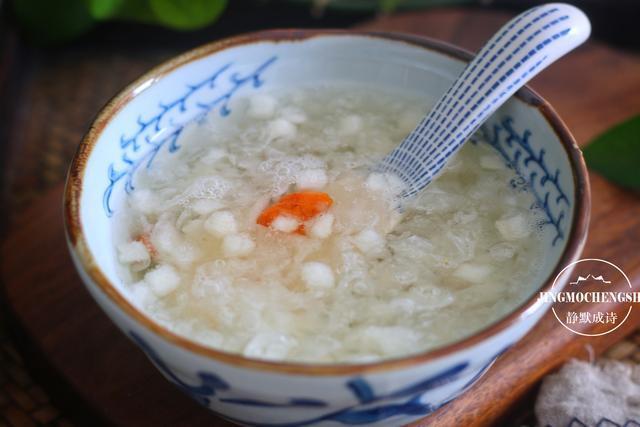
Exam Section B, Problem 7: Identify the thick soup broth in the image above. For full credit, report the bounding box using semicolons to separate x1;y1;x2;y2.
115;85;543;363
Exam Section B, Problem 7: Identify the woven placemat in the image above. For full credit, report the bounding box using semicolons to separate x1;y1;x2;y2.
0;323;72;426
603;331;640;364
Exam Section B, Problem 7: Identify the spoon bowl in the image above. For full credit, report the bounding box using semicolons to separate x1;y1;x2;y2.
379;3;591;199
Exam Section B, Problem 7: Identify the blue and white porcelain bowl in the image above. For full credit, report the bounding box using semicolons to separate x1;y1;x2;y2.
64;30;590;426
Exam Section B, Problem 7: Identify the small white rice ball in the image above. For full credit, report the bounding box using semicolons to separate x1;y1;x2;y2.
352;326;420;355
301;262;335;291
309;213;334;239
192;198;224;216
365;172;406;198
495;214;531;240
338;114;363;136
197;330;225;348
173;243;201;269
144;264;181;297
352;229;386;256
117;241;150;271
130;189;160;215
222;233;255;257
365;173;388;192
268;118;297;140
151;217;181;254
182;219;204;236
489;242;517;260
244;332;296;360
271;215;300;233
247;94;276;119
295;168;328;190
453;263;493;283
130;281;156;308
204;210;238;237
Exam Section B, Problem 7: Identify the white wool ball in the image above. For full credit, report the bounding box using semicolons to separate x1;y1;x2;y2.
243;333;296;360
352;229;386;256
144;265;181;297
192;198;224;216
479;155;504;170
453;263;493;283
271;215;300;233
301;262;335;291
222;233;255;257
495;214;531;240
309;213;334;239
281;106;307;124
204;210;238;237
117;241;150;271
248;94;277;119
338;114;363;135
268;118;297;141
295;168;328;190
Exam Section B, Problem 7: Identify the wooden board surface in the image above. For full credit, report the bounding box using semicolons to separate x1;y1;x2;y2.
1;8;640;427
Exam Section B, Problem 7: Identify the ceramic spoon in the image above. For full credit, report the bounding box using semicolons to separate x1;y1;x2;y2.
377;2;590;200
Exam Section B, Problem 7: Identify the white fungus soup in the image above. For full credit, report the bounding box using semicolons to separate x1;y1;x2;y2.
115;85;544;363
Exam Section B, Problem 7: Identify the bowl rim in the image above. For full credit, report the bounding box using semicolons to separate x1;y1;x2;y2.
64;29;591;375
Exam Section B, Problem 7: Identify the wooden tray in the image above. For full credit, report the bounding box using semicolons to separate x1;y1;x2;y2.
2;8;640;427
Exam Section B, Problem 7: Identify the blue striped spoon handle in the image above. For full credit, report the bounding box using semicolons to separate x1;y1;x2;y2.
377;3;590;200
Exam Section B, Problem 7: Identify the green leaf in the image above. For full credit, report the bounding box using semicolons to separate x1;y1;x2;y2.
109;0;156;24
583;115;640;190
379;0;403;13
12;0;95;44
12;0;228;44
148;0;227;30
86;0;124;19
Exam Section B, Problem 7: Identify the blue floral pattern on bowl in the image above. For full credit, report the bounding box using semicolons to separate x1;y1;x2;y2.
481;116;569;246
103;56;277;217
131;332;501;426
